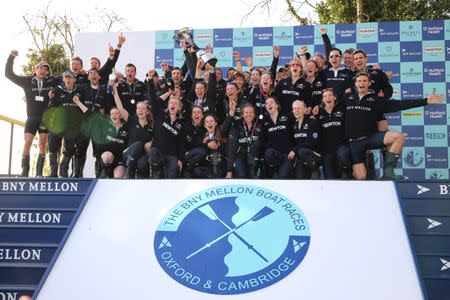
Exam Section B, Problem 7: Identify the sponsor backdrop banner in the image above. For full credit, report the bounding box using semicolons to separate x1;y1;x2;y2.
35;180;424;300
151;20;450;180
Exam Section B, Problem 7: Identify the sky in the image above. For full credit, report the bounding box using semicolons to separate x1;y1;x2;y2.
0;0;317;174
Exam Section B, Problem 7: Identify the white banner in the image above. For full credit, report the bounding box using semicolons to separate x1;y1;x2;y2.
35;180;424;300
75;31;156;79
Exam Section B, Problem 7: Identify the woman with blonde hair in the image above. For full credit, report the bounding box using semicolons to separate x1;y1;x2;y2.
113;83;154;178
147;69;185;178
275;57;312;116
97;107;128;178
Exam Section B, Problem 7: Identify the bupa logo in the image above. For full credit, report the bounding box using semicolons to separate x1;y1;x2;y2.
404;149;424;167
154;185;310;295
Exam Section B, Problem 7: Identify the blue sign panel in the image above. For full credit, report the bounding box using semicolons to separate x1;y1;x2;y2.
0;179;95;298
336;23;356;43
378;22;400;42
214;28;233;47
253;27;273;46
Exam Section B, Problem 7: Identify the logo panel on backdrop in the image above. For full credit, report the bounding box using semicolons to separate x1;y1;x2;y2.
154;184;310;295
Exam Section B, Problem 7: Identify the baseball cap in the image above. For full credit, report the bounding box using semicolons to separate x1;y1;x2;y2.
62;70;76;78
35;61;50;70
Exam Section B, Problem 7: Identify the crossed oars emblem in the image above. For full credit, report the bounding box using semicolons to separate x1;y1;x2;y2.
186;204;274;262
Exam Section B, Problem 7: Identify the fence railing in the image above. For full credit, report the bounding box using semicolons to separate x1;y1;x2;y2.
0;114;24;176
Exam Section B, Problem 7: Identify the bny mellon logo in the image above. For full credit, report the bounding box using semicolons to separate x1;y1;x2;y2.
441;259;450;271
417;185;430;195
427;218;442;229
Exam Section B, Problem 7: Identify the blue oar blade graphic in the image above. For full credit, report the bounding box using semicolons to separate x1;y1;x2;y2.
251;206;274;221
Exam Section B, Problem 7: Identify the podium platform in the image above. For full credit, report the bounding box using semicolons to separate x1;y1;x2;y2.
0;179;449;300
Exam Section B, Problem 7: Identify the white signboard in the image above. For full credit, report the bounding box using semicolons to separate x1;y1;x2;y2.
35;180;424;300
75;31;156;79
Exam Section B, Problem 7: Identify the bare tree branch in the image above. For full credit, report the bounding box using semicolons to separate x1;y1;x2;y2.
240;0;271;27
95;7;129;32
284;0;308;25
22;4;129;62
241;0;315;26
304;0;316;9
23;15;43;52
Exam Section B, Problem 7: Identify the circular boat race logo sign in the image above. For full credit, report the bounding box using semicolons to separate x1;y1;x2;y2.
154;185;310;295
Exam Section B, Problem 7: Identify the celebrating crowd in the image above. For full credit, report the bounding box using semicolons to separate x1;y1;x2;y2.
5;29;444;180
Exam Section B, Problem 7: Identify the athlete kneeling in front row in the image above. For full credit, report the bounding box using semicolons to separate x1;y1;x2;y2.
226;103;264;179
262;96;293;179
317;88;351;179
113;83;153;178
147;69;184;179
344;73;444;180
289;100;321;179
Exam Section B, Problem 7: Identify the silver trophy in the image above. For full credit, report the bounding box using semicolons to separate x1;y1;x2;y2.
108;73;117;84
173;27;195;48
196;50;218;70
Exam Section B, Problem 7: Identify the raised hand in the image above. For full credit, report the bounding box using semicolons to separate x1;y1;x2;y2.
160;63;170;71
427;89;445;104
205;44;213;53
232;51;240;61
117;33;126;46
108;43;115;56
10;50;18;57
204;61;214;72
244;55;253;67
385;71;393;80
300;45;308;54
196;57;205;70
273;46;280;58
